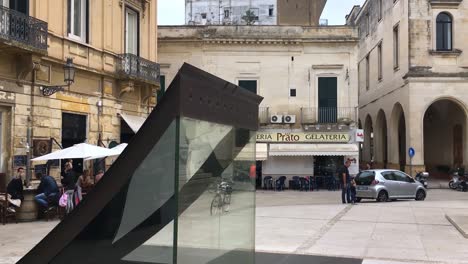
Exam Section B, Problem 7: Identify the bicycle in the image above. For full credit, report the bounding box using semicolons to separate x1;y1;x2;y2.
210;181;232;216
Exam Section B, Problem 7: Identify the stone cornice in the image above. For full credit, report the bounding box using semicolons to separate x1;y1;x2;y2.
429;0;463;8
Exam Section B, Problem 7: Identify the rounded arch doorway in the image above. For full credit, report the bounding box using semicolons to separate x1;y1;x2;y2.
423;99;467;179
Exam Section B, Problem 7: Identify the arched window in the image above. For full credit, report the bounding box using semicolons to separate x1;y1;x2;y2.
436;12;453;51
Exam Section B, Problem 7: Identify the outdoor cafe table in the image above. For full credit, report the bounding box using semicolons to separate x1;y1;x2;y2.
17;188;39;222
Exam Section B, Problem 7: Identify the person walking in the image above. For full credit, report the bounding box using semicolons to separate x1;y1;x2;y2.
339;160;352;204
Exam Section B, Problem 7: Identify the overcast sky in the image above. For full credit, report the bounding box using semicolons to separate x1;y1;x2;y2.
158;0;366;26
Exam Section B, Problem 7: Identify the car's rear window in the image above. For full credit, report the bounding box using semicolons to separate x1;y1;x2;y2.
355;171;375;186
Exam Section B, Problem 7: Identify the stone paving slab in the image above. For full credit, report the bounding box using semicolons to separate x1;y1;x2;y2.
2;190;468;264
446;214;468;238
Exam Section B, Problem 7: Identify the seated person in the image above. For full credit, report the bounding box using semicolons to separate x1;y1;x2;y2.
34;173;60;211
61;162;77;191
6;167;25;211
78;169;94;189
95;170;105;183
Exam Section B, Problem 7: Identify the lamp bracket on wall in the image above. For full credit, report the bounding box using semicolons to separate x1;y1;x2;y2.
39;86;66;96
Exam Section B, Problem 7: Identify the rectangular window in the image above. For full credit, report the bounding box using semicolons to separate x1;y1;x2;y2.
379;0;383;21
68;0;88;42
224;9;229;18
366;55;370;91
125;7;139;55
366;13;370;36
318;77;338;123
157;75;165;104
358;63;361;94
8;0;29;14
378;42;383;81
393;24;399;69
290;88;296;97
238;80;257;94
269;6;274;17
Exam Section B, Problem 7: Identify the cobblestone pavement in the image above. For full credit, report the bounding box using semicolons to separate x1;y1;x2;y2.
1;189;468;264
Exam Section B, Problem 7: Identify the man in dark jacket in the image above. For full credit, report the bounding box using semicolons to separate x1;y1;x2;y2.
34;172;60;209
7;167;25;201
339;160;352;204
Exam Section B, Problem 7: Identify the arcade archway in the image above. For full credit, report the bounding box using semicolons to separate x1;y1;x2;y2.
423;99;467;178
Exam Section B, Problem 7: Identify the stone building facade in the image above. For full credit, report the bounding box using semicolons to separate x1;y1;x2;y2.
0;0;159;181
351;0;468;177
158;25;360;182
185;0;327;26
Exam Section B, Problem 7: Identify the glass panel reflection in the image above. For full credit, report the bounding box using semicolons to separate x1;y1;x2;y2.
126;118;255;264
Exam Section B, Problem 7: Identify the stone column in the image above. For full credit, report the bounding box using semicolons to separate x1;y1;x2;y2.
406;104;425;176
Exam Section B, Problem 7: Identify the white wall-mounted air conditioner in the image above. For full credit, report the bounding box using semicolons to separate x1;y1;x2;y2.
284;115;296;124
270;115;283;124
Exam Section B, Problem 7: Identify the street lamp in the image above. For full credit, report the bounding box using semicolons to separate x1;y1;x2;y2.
40;58;76;96
63;58;75;86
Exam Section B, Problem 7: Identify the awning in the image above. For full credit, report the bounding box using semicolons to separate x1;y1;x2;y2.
120;113;146;133
234;143;268;161
269;144;359;157
256;143;268;161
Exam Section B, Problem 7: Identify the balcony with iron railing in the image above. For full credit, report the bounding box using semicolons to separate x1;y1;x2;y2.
259;106;357;125
0;5;48;53
301;107;357;125
117;53;161;86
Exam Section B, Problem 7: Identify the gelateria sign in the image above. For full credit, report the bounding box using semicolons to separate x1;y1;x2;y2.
257;132;350;143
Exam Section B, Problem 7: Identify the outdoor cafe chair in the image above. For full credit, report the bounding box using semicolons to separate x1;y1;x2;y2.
299;177;310;191
276;176;287;191
263;176;273;190
291;176;301;190
0;192;17;225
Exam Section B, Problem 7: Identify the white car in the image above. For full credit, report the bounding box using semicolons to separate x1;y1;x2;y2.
355;170;427;202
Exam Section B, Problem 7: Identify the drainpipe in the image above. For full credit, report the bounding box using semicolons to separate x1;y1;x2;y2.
26;63;38;187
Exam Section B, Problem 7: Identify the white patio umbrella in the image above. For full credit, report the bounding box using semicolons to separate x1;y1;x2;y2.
84;143;128;160
31;143;116;161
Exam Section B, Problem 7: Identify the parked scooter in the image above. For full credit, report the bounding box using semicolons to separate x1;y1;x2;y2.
415;172;429;189
449;168;467;191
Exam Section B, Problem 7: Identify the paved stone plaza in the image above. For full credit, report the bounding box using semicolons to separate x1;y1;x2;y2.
1;189;468;264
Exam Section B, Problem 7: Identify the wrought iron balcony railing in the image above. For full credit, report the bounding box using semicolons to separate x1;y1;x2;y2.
117;53;161;85
0;5;48;52
301;107;357;124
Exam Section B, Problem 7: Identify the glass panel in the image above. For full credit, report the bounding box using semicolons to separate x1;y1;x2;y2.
238;80;257;94
123;118;256;264
176;117;255;264
73;0;81;36
444;22;452;50
355;171;374;185
119;120;177;264
393;172;407;182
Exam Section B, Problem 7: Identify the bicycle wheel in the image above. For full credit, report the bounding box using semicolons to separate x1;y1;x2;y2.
223;194;231;212
210;194;222;216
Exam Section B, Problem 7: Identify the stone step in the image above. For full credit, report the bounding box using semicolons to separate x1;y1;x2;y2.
446;214;468;239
